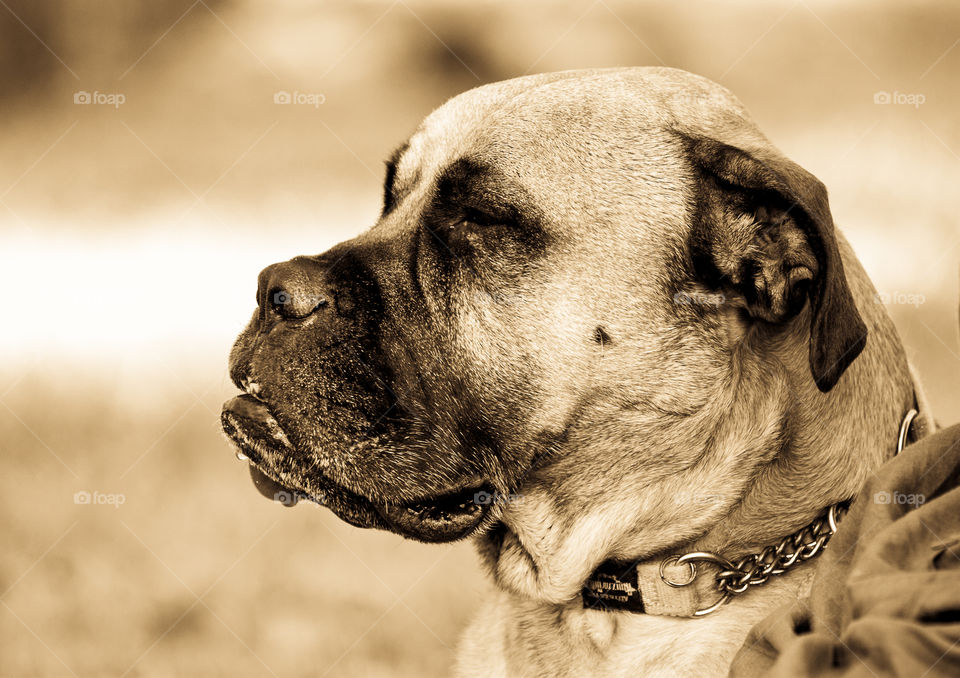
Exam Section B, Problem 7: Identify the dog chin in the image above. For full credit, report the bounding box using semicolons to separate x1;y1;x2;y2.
221;394;492;542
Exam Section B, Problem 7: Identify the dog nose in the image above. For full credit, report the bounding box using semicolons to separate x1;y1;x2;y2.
258;258;330;320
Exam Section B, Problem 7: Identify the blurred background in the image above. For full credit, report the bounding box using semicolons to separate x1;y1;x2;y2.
1;1;957;675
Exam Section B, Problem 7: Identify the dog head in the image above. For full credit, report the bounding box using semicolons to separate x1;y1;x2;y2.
222;68;912;598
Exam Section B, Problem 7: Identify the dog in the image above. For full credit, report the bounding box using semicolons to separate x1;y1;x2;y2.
221;67;925;676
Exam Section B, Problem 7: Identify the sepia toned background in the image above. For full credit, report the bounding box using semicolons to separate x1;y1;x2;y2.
1;1;958;676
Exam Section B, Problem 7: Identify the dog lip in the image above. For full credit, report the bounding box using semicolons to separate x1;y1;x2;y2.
221;394;392;528
221;394;487;539
221;394;293;456
221;394;300;504
222;392;275;422
377;485;491;543
247;461;300;505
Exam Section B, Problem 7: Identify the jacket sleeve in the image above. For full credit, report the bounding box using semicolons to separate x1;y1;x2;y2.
729;423;960;678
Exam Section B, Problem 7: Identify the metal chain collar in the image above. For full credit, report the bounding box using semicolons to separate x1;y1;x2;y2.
659;408;918;616
659;502;847;615
714;503;845;594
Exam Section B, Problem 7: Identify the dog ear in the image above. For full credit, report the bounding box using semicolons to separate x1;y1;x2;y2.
686;137;867;392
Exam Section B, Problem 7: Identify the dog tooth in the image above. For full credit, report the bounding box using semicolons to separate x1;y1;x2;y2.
235;451;249;461
263;418;294;448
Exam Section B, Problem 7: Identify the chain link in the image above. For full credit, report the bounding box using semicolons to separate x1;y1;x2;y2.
714;502;847;595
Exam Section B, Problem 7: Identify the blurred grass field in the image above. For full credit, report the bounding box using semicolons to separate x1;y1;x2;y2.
0;368;486;677
1;1;958;676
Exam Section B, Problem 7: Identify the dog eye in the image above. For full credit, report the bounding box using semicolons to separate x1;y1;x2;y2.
460;207;502;228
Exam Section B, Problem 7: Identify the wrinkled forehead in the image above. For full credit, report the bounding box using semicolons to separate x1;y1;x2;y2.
390;72;580;193
392;68;763;192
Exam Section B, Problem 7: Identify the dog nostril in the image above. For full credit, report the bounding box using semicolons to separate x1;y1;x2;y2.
269;287;329;320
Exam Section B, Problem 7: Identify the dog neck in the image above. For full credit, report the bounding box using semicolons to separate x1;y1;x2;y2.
582;404;922;619
461;407;926;678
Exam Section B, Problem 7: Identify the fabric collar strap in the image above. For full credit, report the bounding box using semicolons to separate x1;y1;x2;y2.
582;406;924;617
